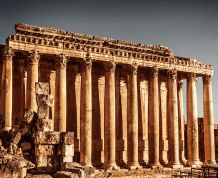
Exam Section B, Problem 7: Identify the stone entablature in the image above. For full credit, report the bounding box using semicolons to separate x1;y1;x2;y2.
5;23;212;75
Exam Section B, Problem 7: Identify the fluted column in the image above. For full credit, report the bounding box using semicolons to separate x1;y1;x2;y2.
187;73;200;166
3;47;14;131
150;67;161;168
55;54;67;132
167;69;181;168
127;63;140;169
203;75;216;165
80;53;92;166
177;79;187;165
104;61;118;169
26;50;40;112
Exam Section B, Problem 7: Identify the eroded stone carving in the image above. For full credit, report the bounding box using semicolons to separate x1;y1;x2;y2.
35;82;54;131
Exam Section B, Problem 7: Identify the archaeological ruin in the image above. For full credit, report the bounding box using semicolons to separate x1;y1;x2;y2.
0;23;217;177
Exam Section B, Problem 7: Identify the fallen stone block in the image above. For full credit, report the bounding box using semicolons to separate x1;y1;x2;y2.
61;132;74;145
59;145;74;156
35;145;56;156
60;156;73;163
33;131;61;144
35;155;47;167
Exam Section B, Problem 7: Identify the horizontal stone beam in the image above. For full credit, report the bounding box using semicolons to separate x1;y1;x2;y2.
8;40;213;76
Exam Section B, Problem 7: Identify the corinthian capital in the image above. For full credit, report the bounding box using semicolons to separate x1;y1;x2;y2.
80;52;92;72
167;68;177;80
177;79;183;91
28;50;40;64
105;60;116;73
4;47;14;59
131;62;138;74
151;66;159;77
56;53;68;69
188;73;197;82
203;75;212;85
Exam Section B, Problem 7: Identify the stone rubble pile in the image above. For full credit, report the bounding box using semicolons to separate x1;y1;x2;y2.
0;82;89;178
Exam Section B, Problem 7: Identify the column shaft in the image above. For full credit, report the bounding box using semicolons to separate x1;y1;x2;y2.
127;64;140;169
187;73;200;166
49;71;56;131
104;61;118;169
26;51;39;112
55;54;67;132
80;56;92;166
203;75;216;165
177;79;187;165
3;47;14;130
168;70;181;168
150;67;161;167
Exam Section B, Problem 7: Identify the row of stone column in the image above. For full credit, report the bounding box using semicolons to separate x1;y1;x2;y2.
1;47;216;168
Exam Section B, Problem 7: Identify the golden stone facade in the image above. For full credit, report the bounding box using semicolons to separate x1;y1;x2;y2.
0;23;216;169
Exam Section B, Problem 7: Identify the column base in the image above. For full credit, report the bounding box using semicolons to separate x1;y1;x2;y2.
187;160;202;168
180;158;187;166
160;160;168;166
204;160;217;166
127;162;141;170
104;163;120;170
169;162;183;169
80;162;93;167
139;160;148;167
149;162;162;169
3;127;11;131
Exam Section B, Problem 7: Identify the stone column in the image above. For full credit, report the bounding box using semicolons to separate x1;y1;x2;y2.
3;47;14;131
18;59;25;123
203;75;216;165
160;82;168;165
177;79;187;165
24;70;27;109
26;50;40;112
55;54;67;132
150;67;161;168
80;53;92;166
167;69;181;168
104;61;118;169
127;63;140;169
49;71;56;131
187;73;200;166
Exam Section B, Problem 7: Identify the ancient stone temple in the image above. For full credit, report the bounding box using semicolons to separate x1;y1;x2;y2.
0;23;216;170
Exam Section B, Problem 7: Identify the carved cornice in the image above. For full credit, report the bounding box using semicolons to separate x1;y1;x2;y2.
105;60;116;73
15;23;172;56
28;50;40;64
4;47;14;59
56;53;68;69
203;75;212;85
167;68;177;80
5;23;213;75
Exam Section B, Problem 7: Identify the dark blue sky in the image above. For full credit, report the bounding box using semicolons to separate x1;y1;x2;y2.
1;0;218;121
